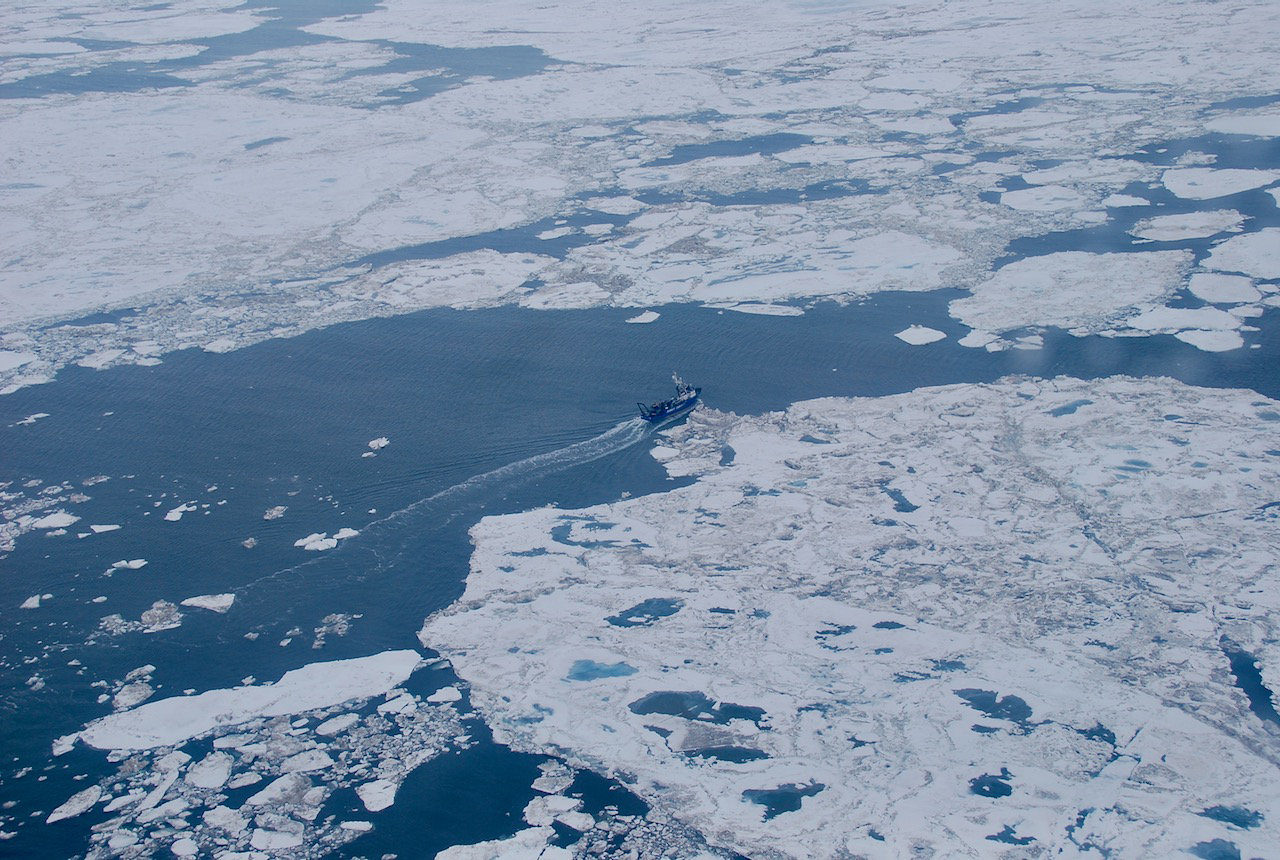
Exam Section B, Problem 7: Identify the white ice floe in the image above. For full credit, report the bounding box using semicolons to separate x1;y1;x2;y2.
1187;273;1261;304
1129;209;1244;241
423;377;1280;860
1161;167;1280;200
180;593;236;613
1000;185;1088;212
625;311;661;324
1173;329;1245;352
1203;228;1280;279
719;303;805;317
893;325;946;345
32;511;79;529
1204;112;1280;137
164;503;196;522
354;778;398;813
46;786;101;824
367;437;390;451
951;250;1191;335
79;650;423;750
434;826;565;860
294;528;358;551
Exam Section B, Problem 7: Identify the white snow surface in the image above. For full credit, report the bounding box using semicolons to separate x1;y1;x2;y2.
422;377;1280;859
79;650;422;750
5;0;1280;392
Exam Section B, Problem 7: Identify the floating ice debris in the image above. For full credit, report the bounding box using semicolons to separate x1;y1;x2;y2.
367;437;390;451
625;310;661;324
1205;113;1280;137
13;410;48;425
1204;228;1280;280
999;185;1087;212
88;524;120;534
333;527;359;540
1130;210;1245;241
426;685;462;703
1174;330;1245;352
32;511;79;529
180;593;236;613
355;778;397;812
113;682;154;710
423;377;1280;858
1161;168;1280;200
46;786;101;824
894;325;946;345
1188;273;1261;304
294;528;358;551
434;826;561;860
263;505;287;520
202;338;236;353
720;303;805;316
185;752;233;789
110;559;148;570
20;594;42;609
1127;306;1241;333
79;650;423;750
164;502;196;522
952;250;1190;335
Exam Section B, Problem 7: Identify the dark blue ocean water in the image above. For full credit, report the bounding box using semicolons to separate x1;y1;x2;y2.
3;294;1279;857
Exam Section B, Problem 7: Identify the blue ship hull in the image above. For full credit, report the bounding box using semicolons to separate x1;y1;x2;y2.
638;375;700;422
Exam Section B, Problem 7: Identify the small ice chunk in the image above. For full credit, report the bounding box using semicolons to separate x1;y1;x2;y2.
164;503;195;522
333;527;359;540
20;595;41;609
247;773;312;806
89;524;121;534
368;437;390;450
315;713;359;736
280;750;334;773
171;837;198;857
203;805;247;833
111;559;148;570
426;685;462;703
1175;329;1244;352
185;752;233;789
250;828;303;851
625;311;661;324
180;594;235;613
894;325;946;345
355;778;398;812
46;786;101;823
294;533;338;551
33;512;79;529
263;506;287;520
114;682;154;710
340;821;373;832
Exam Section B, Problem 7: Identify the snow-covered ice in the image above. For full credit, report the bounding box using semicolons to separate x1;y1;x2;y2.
5;0;1280;393
1130;210;1245;241
422;377;1280;859
79;650;423;750
180;593;235;613
893;325;946;345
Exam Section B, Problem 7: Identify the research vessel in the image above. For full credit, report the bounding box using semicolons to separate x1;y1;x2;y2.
638;374;701;422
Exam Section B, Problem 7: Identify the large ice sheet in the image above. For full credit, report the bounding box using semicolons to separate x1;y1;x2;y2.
424;377;1280;859
79;650;422;750
5;0;1280;393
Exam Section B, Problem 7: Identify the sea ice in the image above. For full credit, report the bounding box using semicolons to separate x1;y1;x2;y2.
1203;228;1280;279
1204;113;1280;137
1129;210;1245;241
46;786;101;824
1000;185;1088;212
1161;168;1280;200
625;311;661;324
893;325;946;345
951;250;1190;334
1187;273;1261;304
423;377;1280;859
180;593;236;613
79;650;423;750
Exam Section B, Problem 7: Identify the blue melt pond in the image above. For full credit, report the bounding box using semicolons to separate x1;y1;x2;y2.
742;782;824;819
1049;399;1093;416
1199;806;1264;830
606;597;683;628
956;689;1034;725
970;768;1014;798
1190;839;1242;860
566;660;638;681
628;691;766;726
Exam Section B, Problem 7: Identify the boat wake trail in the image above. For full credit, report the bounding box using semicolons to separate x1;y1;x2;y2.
234;417;651;614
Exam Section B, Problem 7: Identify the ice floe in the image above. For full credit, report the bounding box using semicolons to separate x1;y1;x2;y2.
79;650;423;750
893;325;946;345
1161;167;1280;200
179;593;235;613
625;311;661;324
952;250;1191;337
1204;228;1280;279
1130;209;1245;241
423;376;1280;859
1205;112;1280;137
